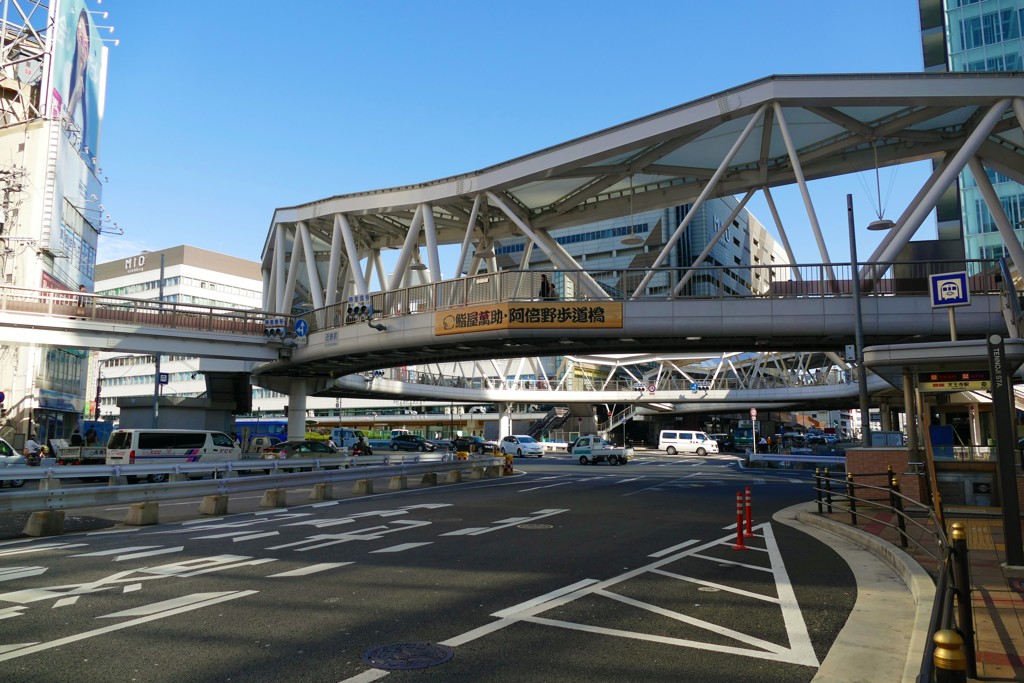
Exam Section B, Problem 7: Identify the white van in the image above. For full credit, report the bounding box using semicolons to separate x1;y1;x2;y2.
105;429;240;482
657;430;719;456
330;427;367;450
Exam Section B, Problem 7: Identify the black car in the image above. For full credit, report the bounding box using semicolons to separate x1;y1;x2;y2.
262;440;338;459
390;434;436;452
452;435;498;454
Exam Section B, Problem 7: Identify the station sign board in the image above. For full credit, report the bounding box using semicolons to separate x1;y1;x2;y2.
918;370;990;392
929;271;970;308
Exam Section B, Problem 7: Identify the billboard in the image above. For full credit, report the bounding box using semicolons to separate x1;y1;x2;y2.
49;0;107;170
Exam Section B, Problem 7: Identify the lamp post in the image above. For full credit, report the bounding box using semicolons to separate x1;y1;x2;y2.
152;253;165;428
847;195;871;447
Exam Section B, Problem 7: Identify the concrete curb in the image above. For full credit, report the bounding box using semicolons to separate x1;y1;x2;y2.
775;503;935;683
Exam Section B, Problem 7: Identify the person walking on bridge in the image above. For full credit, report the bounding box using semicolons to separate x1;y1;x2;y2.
538;274;555;301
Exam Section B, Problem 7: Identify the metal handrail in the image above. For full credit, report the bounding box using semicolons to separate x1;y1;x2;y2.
811;470;975;682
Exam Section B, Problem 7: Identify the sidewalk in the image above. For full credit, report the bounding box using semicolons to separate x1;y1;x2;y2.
810;504;1024;681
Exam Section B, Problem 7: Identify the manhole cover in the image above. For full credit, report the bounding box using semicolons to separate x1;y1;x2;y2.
517;523;553;529
362;642;454;670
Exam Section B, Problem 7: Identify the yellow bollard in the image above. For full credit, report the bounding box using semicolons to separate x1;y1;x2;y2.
933;629;967;682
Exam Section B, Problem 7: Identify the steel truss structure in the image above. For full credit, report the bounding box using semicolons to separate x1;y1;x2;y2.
263;73;1024;315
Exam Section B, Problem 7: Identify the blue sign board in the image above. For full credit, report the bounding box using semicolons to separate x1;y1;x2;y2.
929;271;970;308
158;373;169;385
294;319;309;337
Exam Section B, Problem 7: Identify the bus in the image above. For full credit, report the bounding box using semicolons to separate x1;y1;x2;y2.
732;419;754;450
234;417;321;444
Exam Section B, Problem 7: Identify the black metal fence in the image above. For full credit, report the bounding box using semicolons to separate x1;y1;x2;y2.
812;469;974;682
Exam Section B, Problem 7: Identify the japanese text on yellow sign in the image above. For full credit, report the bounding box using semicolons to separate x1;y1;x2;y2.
436;302;623;335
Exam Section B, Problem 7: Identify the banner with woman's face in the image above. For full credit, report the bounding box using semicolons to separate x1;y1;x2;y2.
50;0;106;168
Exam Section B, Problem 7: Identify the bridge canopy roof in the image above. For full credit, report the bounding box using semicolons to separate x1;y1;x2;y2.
265;72;1024;264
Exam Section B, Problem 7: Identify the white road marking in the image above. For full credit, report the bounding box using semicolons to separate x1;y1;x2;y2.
612;477;646;484
0;567;47;582
517;482;573;492
86;528;140;536
688;552;773;572
0;591;257;662
0;606;27;620
231;532;279;543
441;509;568;537
490;579;599;619
340;668;390;682
114;547;184;562
100;591;257;618
267;563;353;578
73;546;162;557
648;539;699;558
52;596;79;608
370;542;433;553
435;523;819;667
122;584;142;593
0;543;87;557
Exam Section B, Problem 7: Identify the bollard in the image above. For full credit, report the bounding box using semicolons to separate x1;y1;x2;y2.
23;510;65;537
446;470;462;484
309;483;334;501
124;501;159;526
932;629;967;683
260;489;287;508
420;472;438;486
814;468;823;514
950;522;976;679
388;475;407;491
823;468;833;514
891;476;909;549
198;494;228;515
731;492;747;550
352;479;373;494
503;453;514;475
743;486;754;538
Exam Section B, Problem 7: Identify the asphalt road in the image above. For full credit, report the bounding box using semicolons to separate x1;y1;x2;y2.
0;453;855;682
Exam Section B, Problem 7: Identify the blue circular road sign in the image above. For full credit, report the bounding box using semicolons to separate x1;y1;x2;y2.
294;319;309;337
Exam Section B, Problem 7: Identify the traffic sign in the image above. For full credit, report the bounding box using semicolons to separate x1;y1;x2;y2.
647;384;656;394
0;391;5;404
929;271;970;308
158;373;169;385
294;319;309;337
750;407;757;419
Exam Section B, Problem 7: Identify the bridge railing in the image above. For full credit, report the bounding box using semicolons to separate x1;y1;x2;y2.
0;285;280;336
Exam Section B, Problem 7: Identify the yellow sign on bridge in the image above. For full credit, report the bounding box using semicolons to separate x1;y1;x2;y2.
436;302;623;335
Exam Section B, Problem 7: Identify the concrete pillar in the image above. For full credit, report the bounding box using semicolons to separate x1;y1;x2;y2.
420;472;438;486
352;479;373;494
880;403;892;432
468;467;484;480
260;489;287;507
198;495;228;515
23;510;65;537
497;402;512;440
446;470;462;483
125;502;159;526
388;475;407;490
309;483;333;500
287;378;308;442
969;403;982;447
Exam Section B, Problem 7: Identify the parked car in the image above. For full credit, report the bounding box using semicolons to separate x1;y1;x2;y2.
500;435;544;457
390;434;436;452
0;437;28;488
261;440;338;459
708;433;731;451
452;435;498;454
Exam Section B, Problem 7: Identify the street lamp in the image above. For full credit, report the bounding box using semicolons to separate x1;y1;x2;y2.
847;195;871;447
151;252;165;428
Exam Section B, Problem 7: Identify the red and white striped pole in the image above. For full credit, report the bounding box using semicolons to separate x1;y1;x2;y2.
732;491;747;550
744;486;754;538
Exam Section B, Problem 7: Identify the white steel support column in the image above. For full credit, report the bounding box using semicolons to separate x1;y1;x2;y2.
632;104;767;299
287;379;308;442
674;189;755;294
497;402;512;440
455;194;482;278
762;187;802;281
421;204;442;282
282;223;304;314
373;250;388;291
273;223;286;311
1014;98;1024;134
773;103;835;281
261;267;271;312
388;205;424;291
485;192;567;268
877;99;1011;264
968;156;1024;277
298;222;324;310
338;213;367;296
325;217;343;307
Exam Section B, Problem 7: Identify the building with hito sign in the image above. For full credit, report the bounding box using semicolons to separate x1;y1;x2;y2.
0;0;112;447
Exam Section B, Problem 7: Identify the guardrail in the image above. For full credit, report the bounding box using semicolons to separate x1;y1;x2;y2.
0;454;503;517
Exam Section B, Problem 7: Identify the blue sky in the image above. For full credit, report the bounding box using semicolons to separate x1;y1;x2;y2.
94;0;928;271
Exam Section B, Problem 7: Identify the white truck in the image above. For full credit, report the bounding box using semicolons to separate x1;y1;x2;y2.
567;435;633;466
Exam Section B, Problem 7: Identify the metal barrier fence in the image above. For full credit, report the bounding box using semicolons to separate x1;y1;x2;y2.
812;469;975;682
0;454;502;515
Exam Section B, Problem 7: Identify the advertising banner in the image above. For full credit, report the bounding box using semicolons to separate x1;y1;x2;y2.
49;0;107;168
435;302;623;335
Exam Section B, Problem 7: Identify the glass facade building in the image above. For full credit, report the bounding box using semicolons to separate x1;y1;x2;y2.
921;0;1024;265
